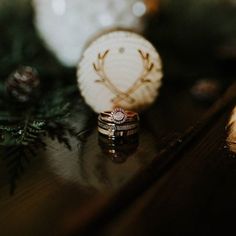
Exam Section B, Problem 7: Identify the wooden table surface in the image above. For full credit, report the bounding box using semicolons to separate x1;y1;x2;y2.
0;81;235;236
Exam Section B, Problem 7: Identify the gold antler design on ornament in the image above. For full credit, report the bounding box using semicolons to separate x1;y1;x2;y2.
93;49;155;106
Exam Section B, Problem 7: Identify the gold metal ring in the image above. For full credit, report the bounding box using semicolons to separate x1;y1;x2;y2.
98;120;138;131
98;127;139;138
98;108;139;138
99;108;139;124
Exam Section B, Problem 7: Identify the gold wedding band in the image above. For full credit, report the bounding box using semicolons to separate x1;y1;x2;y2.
99;108;139;122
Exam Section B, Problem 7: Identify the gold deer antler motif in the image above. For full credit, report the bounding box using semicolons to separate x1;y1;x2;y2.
93;49;155;106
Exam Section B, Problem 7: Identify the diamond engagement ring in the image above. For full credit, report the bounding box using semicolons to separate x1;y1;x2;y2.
98;108;139;138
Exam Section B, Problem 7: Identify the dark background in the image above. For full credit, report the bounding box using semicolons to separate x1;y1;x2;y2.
0;1;236;235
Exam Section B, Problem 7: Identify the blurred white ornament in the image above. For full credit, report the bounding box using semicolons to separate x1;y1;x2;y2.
33;0;149;67
77;31;163;113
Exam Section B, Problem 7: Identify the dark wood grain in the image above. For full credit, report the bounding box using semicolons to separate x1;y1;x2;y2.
96;83;236;236
75;82;236;235
0;82;232;236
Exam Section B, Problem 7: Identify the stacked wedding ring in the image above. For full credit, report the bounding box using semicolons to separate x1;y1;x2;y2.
98;108;139;138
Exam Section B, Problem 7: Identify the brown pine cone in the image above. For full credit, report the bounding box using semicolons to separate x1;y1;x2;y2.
6;66;40;103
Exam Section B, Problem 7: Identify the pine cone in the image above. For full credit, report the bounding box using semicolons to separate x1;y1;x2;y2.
6;66;40;103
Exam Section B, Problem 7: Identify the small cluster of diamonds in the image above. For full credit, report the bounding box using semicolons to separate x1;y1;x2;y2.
111;108;127;124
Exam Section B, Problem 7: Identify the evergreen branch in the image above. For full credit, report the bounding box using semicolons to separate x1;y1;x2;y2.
45;121;74;150
0;118;47;193
16;119;46;146
0;1;88;194
1;138;46;194
36;102;71;120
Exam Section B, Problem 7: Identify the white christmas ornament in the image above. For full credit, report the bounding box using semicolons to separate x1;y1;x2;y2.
33;0;149;67
77;31;163;113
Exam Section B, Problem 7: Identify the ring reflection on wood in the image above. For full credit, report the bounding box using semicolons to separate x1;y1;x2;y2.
98;134;139;164
46;128;157;191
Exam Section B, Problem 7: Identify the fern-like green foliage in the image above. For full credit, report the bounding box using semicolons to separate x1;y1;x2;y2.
0;113;89;194
1;120;47;194
0;87;87;193
0;1;92;193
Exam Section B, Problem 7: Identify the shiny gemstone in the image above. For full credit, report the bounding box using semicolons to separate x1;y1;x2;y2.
111;108;127;124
